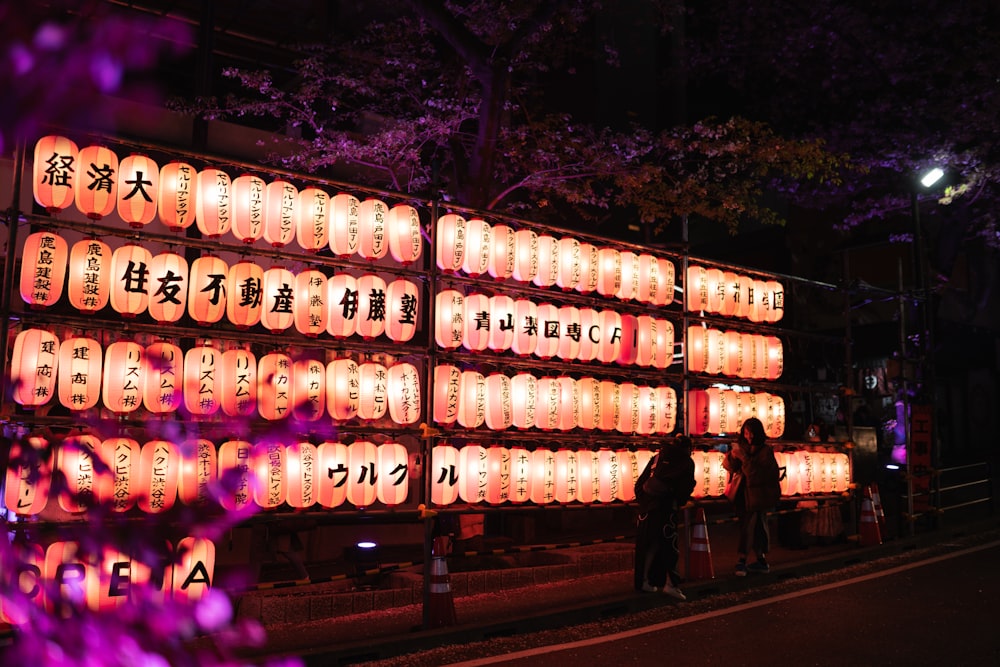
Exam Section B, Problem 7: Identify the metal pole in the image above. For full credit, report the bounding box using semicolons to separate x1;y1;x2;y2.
898;257;914;536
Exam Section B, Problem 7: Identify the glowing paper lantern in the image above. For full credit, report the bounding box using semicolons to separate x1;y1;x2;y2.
556;237;581;291
617;382;638;434
652;318;674;370
534;303;560;359
327;358;360;420
434;289;464;349
687;325;708;373
357;198;388;260
292;358;326;422
458;444;487;503
693;450;727;499
194;168;232;238
533;235;559;288
263;180;297;247
329;192;360;257
75;144;118;219
577;377;602;430
553;449;578;503
616;449;637;501
230;174;266;244
217;440;254;511
655;386;677;434
512;229;538;283
143;341;181;414
387;204;422;265
763;392;786;438
765;335;784;380
10;328;58;408
705;328;726;376
577;243;599;294
616;313;639;366
463;218;491;276
484;373;513;430
431;444;460;506
385;278;419;342
187;255;229;326
347;440;379;507
764;279;785;322
97;437;138;511
575;450;597;503
636;254;659;304
556;376;578;431
3;436;52;516
252;441;286;509
226;260;264;329
686;389;709;436
457;370;486;428
529;449;556;504
487;294;515;352
33;135;79;213
736;391;760;426
357;362;389;421
576;308;601;363
326;273;359;338
20;231;67;309
295;187;330;252
387;362;421;425
597;380;620;431
102;340;144;415
596;247;621;297
58;336;102;411
830;452;851;493
137;439;179;513
433;364;461;426
294;269;328;337
116;154;159;227
377;442;409;506
178;438;216;505
109;244;151;317
184;344;221;417
67;238;110;313
718;271;740;317
168;537;215;602
436;213;466;273
748;279;768;323
260;266;295;333
706;387;739;435
510;372;538;429
356;273;387;339
158;161;198;231
775;451;796;496
57;434;101;513
285;442;317;509
488;224;515;281
635;386;657;435
316;441;349;509
595;310;623;364
484;446;511;504
633;315;656;368
147;251;188;323
655;258;676;306
704;268;725;314
595;449;619;503
722;330;743;377
220;346;257;417
258;351;293;420
510;299;538;356
686;265;709;313
534;376;560;431
616;251;637;301
794;449;818;495
555;306;581;361
508;447;532;503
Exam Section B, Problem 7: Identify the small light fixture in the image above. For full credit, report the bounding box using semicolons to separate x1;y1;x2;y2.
350;540;382;579
920;168;944;188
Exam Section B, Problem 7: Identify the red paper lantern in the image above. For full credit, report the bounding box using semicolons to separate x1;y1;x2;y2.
33;135;79;213
616;449;637;501
67;238;110;313
295;187;330;252
488;223;515;281
316;441;349;508
355;273;387;339
722;330;743;377
116;154;159;227
762;392;785;438
633;315;655;368
616;313;638;366
292;358;326;422
430;444;460;506
577;377;601;430
763;279;785;323
230;174;266;244
616;251;638;301
635;386;657;435
3;436;52;516
576;308;601;363
58;336;102;411
357;361;389;421
507;447;531;503
705;328;725;376
705;268;725;314
687;325;708;373
747;279;768;322
146;251;188;323
329;192;360;257
217;440;254;511
327;358;360;420
594;449;619;503
510;299;538;356
487;294;515;352
617;382;638;434
195;168;232;238
258;352;292;420
509;373;537;429
143;341;181;414
434;289;464;349
596;247;621;297
102;340;144;415
555;305;581;361
719;271;740;317
294;269;328;337
137;439;179;513
686;389;709;436
252;441;286;509
377;442;409;506
387;362;421;425
457;370;485;428
534;376;560;431
707;388;740;435
529;449;556;504
11;328;59;408
655;385;677;434
20;230;67;309
387;204;422;265
533;303;559;359
183;343;221;417
736;391;760;426
598;380;620;431
686;265;709;313
636;254;658;304
463;218;491;276
556;237;581;291
285;442;318;509
357;198;388;260
734;274;754;318
326;273;359;338
552;449;577;503
177;438;216;505
187;255;229;326
225;260;263;329
652;318;674;370
692;450;726;499
385;278;420;343
57;434;101;513
347;440;379;507
655;257;675;306
260;266;295;333
595;310;623;364
533;235;559;288
109;244;151;317
765;335;784;380
220;346;257;417
97;437;138;512
75;144;118;220
436;213;465;273
432;364;461;426
458;444;487;503
158;161;198;231
263;180;297;247
557;376;578;431
512;229;538;283
167;537;215;603
577;243;599;294
484;446;511;504
484;373;512;430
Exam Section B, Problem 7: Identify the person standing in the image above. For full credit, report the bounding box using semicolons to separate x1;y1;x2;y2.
634;435;696;600
723;417;782;576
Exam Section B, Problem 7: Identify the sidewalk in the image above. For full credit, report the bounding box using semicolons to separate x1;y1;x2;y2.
236;506;1000;665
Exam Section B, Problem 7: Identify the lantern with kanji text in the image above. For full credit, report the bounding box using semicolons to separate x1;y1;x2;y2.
356;273;388;339
295;187;330;252
463;218;491;276
10;328;59;408
436;213;466;273
195;168;232;238
143;340;181;414
177;438;216;505
357;361;389;421
387;362;421;425
183;343;221;417
285;442;317;509
33;135;78;213
316;441;349;509
484;373;512;430
293;269;328;337
147;251;188;323
434;289;464;349
217;439;254;511
20;230;67;309
252;440;286;509
387;204;422;265
59;336;102;411
263;180;297;247
292;358;326;422
327;358;360;420
109;243;151;317
158;161;198;231
102;340;144;415
357;198;388;260
225;260;263;329
260;266;295;333
329;192;359;257
75;144;118;220
510;298;538;356
137;439;179;514
488;223;515;281
258;352;292;420
97;437;138;512
188;255;229;326
67;238;110;313
509;372;537;429
220;346;257;417
462;292;491;352
385;278;419;342
116;154;158;227
230;174;266;244
326;273;358;338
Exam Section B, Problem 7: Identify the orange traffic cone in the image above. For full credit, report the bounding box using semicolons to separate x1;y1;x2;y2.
688;507;715;580
427;536;457;628
859;494;882;546
869;482;887;537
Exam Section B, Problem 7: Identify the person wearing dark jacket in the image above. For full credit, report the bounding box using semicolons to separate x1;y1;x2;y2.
633;435;696;600
723;417;782;576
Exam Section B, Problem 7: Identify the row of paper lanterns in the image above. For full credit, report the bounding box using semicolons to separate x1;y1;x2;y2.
9;328;421;423
32;136;423;263
687;326;783;380
0;536;214;624
19;231;421;340
432;366;677;434
687;388;786;438
685;265;784;322
4;436;413;517
435;289;675;368
436;214;676;306
690;449;851;499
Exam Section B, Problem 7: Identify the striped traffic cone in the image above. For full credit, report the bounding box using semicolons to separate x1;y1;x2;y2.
859;493;882;546
688;507;715;580
427;536;457;628
869;482;887;537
